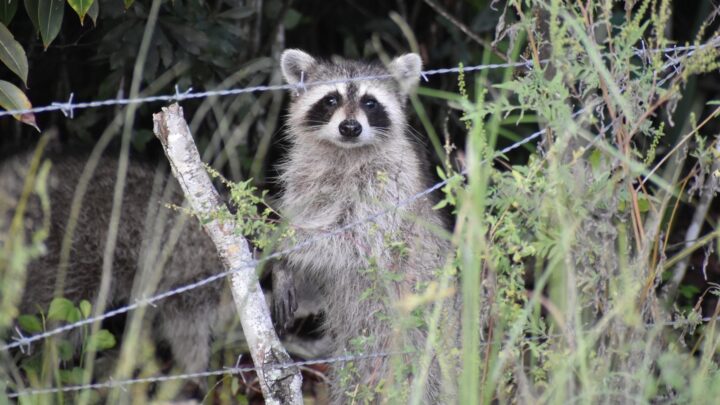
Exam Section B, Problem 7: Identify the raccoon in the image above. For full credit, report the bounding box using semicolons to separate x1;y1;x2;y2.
273;50;457;403
0;148;234;388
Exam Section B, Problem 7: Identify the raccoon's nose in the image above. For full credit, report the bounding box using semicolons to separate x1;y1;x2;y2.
339;119;362;138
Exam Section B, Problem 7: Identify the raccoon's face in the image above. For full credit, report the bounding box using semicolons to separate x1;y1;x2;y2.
281;50;422;149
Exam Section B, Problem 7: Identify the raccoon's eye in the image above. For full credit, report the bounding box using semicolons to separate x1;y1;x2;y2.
363;97;378;109
324;96;339;107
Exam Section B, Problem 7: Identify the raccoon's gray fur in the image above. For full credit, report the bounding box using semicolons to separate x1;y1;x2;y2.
0;148;234;381
274;50;456;403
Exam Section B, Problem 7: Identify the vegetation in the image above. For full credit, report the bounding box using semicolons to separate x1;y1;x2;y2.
1;0;720;403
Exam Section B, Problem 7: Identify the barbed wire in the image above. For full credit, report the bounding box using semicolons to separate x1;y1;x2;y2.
8;315;719;398
2;36;718;398
5;351;403;398
1;37;713;354
0;115;560;354
0;40;716;119
0;60;535;119
0;99;666;356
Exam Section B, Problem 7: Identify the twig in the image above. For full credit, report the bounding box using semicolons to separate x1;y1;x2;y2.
639;105;720;190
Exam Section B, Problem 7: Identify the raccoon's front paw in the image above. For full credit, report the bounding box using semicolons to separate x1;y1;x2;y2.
272;269;297;334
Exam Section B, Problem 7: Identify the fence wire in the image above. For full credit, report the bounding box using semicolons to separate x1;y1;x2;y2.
1;36;715;353
8;315;718;398
1;115;563;356
0;41;716;119
2;37;719;399
0;61;534;118
5;351;406;398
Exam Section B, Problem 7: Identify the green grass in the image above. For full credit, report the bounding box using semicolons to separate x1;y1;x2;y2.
2;1;720;403
420;1;720;403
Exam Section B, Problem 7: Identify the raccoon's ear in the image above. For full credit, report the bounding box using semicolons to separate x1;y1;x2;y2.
281;49;316;86
389;53;423;92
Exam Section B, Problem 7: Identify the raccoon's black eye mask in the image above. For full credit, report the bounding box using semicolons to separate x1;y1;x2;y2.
361;96;378;109
323;94;340;107
306;91;342;125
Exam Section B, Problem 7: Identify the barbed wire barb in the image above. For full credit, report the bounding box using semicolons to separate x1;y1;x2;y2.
134;297;157;308
173;85;193;102
11;327;31;355
51;93;75;119
296;71;307;95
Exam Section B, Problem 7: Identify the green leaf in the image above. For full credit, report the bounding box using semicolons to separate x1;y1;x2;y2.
708;100;720;105
22;0;38;33
68;0;93;25
436;166;447;180
0;22;27;84
58;339;74;361
17;314;42;333
59;367;85;384
86;329;116;351
678;285;700;300
47;297;75;322
0;0;18;26
20;354;42;375
588;148;602;171
86;0;98;25
37;0;63;49
433;199;448;210
0;79;38;130
67;307;82;323
79;300;92;318
124;0;134;9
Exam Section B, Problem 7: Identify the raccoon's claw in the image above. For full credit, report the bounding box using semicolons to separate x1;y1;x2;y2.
272;269;297;334
274;286;297;334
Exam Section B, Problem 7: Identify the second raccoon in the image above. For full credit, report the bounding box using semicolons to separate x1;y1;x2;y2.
0;149;234;388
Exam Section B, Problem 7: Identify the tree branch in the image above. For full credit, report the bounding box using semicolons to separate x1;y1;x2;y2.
152;103;303;404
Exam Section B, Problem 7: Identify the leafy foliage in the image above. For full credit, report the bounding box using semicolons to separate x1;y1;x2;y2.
1;0;720;403
205;165;289;251
433;1;720;402
15;297;116;403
